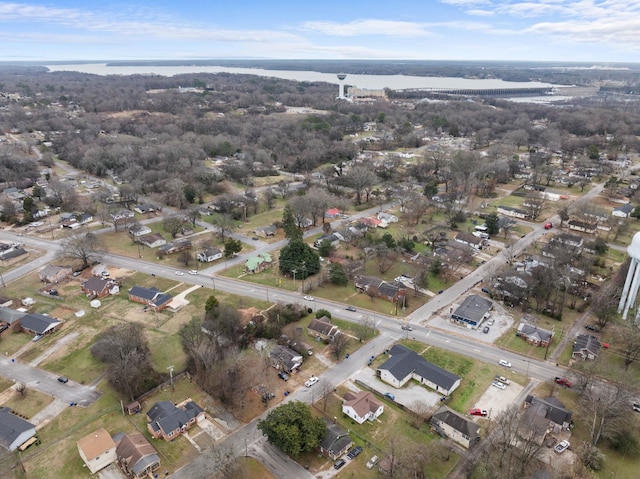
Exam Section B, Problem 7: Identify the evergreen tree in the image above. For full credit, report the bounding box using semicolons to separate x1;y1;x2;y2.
282;204;302;240
279;239;320;278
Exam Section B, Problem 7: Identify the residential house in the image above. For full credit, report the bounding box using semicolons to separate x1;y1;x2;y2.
244;253;273;274
431;405;480;449
568;220;596;234
110;209;134;221
455;232;483;250
19;313;62;337
342;391;384;424
314;233;340;248
0;246;28;266
308;316;340;342
572;334;601;360
38;264;72;283
0;407;36;452
128;224;152;237
197;247;223;263
133;204;155;214
138;233;166;249
524;396;573;432
77;428;117;474
113;431;161;479
377;212;398;223
254;225;277;238
318;421;353;460
81;277;118;299
295;217;313;228
0;297;12;308
325;208;341;218
348;222;368;237
354;275;406;304
61;212;93;229
128;286;173;312
613;203;634;218
516;322;554;347
0;306;26;329
377;344;461;395
552;233;584;249
497;205;529;219
269;345;303;372
451;295;493;329
146;399;205;441
158;239;191;255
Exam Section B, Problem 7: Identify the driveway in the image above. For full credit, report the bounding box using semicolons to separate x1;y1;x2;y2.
97;464;126;479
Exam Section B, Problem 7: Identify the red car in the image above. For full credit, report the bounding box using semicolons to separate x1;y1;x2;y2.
544;222;553;230
555;377;572;387
469;408;488;417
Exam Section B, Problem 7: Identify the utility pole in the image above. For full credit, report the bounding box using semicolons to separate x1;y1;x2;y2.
167;365;174;391
211;274;216;290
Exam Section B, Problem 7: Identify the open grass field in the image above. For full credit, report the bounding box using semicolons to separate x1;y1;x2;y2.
1;388;54;420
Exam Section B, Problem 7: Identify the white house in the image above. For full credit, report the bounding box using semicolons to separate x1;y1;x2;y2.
197;247;223;263
129;225;152;237
613;204;634;218
342;391;384;424
77;428;117;474
497;205;529;219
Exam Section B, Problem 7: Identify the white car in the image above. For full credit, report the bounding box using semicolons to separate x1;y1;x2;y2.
492;381;506;390
188;270;198;275
304;376;319;387
554;440;570;454
175;271;184;276
499;359;512;368
304;295;314;301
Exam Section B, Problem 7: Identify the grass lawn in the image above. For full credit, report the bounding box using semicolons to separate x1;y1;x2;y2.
495;315;566;362
299;389;460;478
2;388;54;420
23;376;208;479
232;457;277;479
0;331;32;357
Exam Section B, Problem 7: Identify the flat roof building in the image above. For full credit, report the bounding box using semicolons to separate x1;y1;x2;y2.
451;294;492;329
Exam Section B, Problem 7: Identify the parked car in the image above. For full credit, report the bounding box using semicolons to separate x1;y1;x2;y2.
481;287;491;294
486;319;495;326
347;446;363;459
585;324;599;332
188;270;198;275
277;371;289;381
494;375;510;385
633;402;640;413
304;376;319;387
401;324;413;331
492;381;506;390
57;376;69;384
482;326;490;334
555;377;572;387
345;306;357;312
554;440;570;454
334;459;346;470
366;455;379;469
175;270;184;276
499;359;512;368
544;222;553;230
469;408;488;417
384;392;395;401
303;295;314;301
32;334;44;342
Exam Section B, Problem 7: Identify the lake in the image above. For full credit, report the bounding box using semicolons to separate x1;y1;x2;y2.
45;63;552;91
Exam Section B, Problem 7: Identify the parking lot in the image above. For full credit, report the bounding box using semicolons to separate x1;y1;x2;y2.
471;377;523;419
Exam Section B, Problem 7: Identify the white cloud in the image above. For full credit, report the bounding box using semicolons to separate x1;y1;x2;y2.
301;19;435;37
466;9;494;16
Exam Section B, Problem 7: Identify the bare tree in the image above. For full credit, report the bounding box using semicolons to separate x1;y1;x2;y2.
408;400;431;429
15;382;27;397
357;315;376;341
523;191;547;220
615;321;640;370
344;165;377;205
163;214;186;238
316;379;334;411
329;332;349;360
59;232;103;268
591;284;620;330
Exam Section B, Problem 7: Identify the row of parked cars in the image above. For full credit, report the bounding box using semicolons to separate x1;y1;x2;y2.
334;445;363;469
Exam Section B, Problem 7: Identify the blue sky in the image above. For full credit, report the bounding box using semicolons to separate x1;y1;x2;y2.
2;0;640;62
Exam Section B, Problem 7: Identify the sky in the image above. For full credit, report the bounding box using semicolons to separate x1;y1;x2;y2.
2;0;640;63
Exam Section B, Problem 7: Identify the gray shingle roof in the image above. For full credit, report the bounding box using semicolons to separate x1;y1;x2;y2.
19;313;61;334
432;405;480;439
378;345;460;391
452;295;492;325
0;407;35;451
147;401;203;436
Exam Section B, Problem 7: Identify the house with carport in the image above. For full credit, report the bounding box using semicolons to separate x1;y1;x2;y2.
77;428;117;474
377;344;461;396
342;391;384;424
0;407;36;452
18;313;62;337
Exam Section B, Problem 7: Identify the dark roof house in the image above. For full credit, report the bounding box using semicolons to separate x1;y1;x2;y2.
318;420;353;460
19;313;62;336
0;407;36;451
524;396;573;431
516;322;554;347
146;400;205;441
431;405;480;449
377;344;461;396
113;431;161;479
128;286;173;311
451;294;492;328
572;334;601;360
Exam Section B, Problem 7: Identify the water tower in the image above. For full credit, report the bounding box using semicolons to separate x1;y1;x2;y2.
336;73;347;99
618;231;640;320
